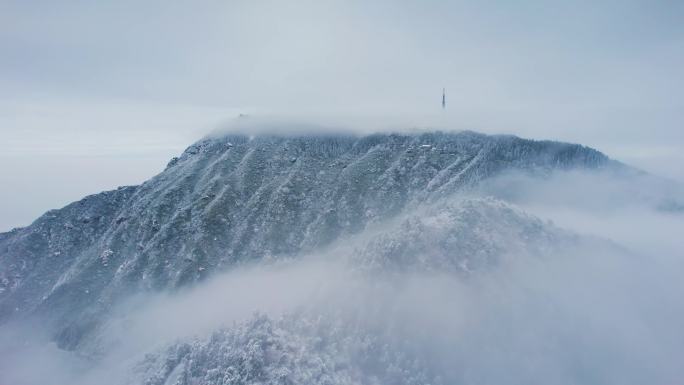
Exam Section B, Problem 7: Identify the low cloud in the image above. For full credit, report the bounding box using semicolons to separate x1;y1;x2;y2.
1;168;683;385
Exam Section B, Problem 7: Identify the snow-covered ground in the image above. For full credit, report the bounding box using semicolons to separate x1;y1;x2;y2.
1;130;682;385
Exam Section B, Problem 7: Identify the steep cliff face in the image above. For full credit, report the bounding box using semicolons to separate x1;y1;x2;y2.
0;131;612;348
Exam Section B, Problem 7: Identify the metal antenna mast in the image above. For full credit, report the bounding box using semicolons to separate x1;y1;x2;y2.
442;88;446;109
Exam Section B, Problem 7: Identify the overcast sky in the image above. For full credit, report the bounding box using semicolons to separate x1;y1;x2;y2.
1;0;683;230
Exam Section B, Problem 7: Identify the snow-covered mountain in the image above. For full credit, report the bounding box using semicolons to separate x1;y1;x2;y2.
350;197;578;274
130;197;600;385
0;131;615;351
135;312;442;385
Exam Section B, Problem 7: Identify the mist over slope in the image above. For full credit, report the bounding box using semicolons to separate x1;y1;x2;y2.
1;128;682;385
0;131;610;346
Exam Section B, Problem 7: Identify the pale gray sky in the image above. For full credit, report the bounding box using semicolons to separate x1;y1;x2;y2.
1;0;683;230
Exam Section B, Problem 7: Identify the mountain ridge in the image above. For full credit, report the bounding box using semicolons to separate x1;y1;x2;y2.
0;130;615;349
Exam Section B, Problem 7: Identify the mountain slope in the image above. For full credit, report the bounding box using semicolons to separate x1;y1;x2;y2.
0;130;613;348
130;197;596;385
350;197;578;273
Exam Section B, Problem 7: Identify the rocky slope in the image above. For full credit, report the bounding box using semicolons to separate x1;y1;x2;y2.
130;197;594;385
0;130;613;349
